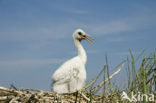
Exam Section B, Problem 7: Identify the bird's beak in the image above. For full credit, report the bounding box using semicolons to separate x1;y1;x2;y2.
84;34;95;44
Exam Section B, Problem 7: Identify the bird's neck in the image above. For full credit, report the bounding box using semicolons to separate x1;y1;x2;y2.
74;39;87;64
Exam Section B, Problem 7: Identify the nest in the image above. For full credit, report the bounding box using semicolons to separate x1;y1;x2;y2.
0;86;103;103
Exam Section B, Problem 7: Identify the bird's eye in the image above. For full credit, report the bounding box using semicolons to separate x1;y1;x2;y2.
78;32;82;35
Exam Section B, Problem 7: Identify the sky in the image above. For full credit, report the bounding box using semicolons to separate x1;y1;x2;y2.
0;0;156;91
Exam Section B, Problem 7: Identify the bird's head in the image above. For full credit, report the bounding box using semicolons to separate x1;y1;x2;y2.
73;29;95;44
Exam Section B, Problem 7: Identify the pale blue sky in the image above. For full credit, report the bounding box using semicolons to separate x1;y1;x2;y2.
0;0;156;91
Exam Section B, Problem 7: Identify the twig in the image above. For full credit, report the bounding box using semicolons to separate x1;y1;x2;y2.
82;66;105;91
10;84;18;90
0;96;14;100
79;92;90;102
91;63;124;92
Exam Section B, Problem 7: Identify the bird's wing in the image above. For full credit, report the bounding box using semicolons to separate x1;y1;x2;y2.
53;68;80;85
52;57;82;84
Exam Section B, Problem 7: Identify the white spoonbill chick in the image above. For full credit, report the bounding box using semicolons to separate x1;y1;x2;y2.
52;29;94;94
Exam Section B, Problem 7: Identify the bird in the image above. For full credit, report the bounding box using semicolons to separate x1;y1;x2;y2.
51;29;94;94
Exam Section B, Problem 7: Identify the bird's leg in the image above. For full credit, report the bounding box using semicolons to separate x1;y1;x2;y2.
75;91;78;103
67;83;70;93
